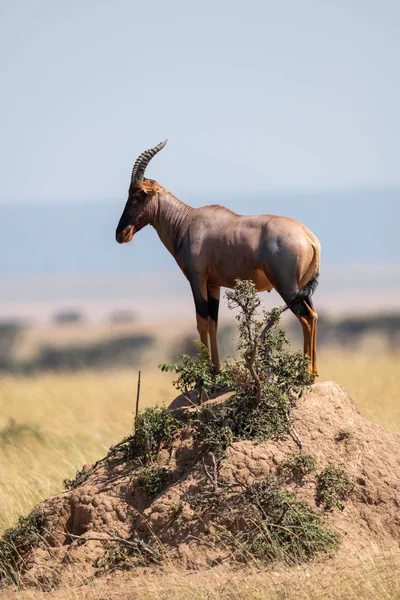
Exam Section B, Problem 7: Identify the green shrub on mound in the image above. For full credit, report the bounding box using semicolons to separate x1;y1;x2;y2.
0;513;44;584
227;476;339;563
316;465;352;511
105;281;345;565
107;405;181;464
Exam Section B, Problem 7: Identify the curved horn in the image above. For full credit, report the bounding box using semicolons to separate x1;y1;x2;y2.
131;139;168;183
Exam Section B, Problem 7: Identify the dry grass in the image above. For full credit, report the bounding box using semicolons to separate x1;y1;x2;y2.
1;551;400;599
318;349;400;434
0;350;399;598
0;368;175;532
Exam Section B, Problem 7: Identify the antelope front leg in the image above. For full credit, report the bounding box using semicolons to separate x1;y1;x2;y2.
188;274;210;355
208;285;221;370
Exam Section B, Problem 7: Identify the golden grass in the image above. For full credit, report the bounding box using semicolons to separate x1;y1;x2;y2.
0;368;175;532
318;349;400;434
1;551;400;599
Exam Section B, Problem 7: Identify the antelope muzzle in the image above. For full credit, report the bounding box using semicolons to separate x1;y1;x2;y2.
116;224;134;244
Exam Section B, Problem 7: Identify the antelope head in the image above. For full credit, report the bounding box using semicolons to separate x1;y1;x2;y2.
115;139;167;244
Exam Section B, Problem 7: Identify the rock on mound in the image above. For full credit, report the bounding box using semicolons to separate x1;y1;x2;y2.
3;382;400;589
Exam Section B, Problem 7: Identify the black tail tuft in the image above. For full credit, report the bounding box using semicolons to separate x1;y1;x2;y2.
282;273;319;315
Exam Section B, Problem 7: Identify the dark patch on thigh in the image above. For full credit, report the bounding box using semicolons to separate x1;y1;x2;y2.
188;274;209;320
290;299;309;318
208;296;219;322
208;292;219;322
195;295;209;320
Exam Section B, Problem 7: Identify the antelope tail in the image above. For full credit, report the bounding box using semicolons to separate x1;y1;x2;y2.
282;273;320;313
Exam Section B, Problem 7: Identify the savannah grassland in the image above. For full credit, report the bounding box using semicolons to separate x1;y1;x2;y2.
0;349;399;599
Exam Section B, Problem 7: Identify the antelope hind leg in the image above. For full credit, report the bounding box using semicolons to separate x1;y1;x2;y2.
208;285;221;370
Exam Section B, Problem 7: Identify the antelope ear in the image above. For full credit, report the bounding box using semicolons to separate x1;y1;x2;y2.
135;180;158;197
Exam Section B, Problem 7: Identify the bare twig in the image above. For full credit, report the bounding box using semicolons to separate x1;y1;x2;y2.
231;470;250;490
202;454;219;493
211;452;219;491
240;301;263;407
285;410;302;450
246;341;262;408
259;308;284;344
228;288;264;407
183;393;200;407
290;426;303;450
135;370;141;424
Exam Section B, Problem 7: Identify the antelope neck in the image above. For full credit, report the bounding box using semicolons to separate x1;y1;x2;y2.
151;190;193;254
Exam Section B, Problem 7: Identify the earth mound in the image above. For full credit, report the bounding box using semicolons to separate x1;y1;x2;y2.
1;381;400;590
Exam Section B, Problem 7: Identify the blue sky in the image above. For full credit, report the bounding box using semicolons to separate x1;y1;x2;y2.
1;0;400;201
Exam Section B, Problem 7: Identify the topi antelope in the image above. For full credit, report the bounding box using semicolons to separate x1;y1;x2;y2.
116;140;321;380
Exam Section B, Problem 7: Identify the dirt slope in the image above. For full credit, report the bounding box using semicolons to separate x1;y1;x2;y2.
3;381;400;591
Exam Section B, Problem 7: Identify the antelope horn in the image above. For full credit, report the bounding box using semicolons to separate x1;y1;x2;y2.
131;139;168;183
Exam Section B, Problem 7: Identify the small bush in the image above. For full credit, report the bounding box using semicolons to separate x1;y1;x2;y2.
335;428;353;442
191;403;235;457
63;466;92;490
0;512;44;582
108;406;182;464
136;465;169;496
187;475;339;564
225;281;311;407
160;340;226;401
278;454;317;483
94;543;137;569
94;540;160;570
316;465;351;511
244;496;340;563
242;476;340;563
190;390;299;459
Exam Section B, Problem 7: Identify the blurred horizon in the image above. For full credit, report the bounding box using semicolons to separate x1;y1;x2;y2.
1;187;399;324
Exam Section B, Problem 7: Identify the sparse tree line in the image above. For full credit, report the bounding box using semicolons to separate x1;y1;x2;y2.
0;310;398;374
0;322;152;374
